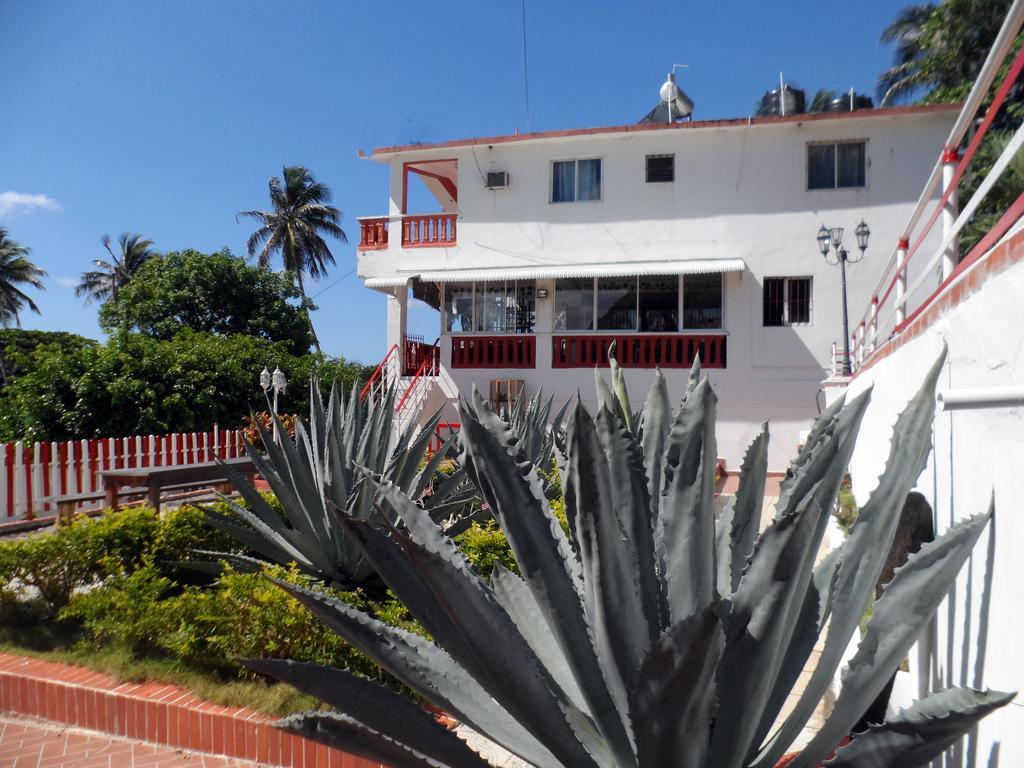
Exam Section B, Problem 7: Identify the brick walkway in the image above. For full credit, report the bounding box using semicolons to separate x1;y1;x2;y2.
0;715;259;767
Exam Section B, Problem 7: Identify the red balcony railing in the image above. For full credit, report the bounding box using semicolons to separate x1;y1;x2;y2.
402;213;457;247
552;333;727;369
358;217;389;250
451;336;536;369
403;335;440;377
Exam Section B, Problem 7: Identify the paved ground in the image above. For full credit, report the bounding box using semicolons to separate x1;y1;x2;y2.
0;716;259;768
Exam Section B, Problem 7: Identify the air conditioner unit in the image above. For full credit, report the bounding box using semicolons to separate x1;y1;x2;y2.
486;171;509;190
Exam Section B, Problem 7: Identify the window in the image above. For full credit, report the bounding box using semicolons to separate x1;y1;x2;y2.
444;281;535;333
554;275;695;333
554;277;595;330
638;276;678;331
596;277;638;330
763;277;812;326
682;273;723;329
808;141;866;189
552;158;602;202
444;283;474;333
646;154;675;183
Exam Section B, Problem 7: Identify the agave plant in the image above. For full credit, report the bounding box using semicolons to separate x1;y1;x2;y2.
245;350;1012;768
499;389;569;499
202;377;479;588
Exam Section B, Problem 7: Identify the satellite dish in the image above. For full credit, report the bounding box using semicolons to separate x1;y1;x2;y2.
659;72;693;121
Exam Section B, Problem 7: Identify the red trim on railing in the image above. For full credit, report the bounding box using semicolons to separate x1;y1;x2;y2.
403;337;440;377
866;42;1024;336
402;214;457;248
451;336;536;368
361;344;399;400
429;422;461;455
396;356;432;413
552;334;726;369
358;217;389;250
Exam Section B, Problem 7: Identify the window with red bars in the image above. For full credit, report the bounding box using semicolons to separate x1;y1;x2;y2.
763;277;812;326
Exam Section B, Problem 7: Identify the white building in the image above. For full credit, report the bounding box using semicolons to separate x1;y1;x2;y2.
356;102;957;471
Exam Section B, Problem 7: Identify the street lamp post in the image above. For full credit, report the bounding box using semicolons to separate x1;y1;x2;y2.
259;365;287;444
816;220;870;376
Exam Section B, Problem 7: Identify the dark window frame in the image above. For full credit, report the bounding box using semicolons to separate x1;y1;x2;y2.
551;158;603;203
807;140;867;190
645;154;675;183
763;276;813;326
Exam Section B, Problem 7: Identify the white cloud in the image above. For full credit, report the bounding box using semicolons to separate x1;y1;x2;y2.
56;276;78;288
0;191;62;219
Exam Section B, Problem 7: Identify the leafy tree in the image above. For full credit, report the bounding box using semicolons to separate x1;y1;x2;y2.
0;330;373;442
239;166;347;354
0;329;92;388
877;1;1014;106
75;233;160;308
98;248;313;356
0;228;47;331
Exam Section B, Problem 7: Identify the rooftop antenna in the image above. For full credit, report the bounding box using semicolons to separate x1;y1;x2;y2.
779;72;786;116
660;63;694;123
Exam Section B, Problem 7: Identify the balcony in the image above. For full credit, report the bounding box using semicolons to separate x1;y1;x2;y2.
358;217;389;250
451;336;536;369
357;213;458;250
552;333;727;369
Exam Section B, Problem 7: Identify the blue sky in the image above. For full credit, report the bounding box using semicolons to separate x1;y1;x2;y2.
1;0;907;365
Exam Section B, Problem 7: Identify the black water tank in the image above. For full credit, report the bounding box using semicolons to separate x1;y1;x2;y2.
821;93;874;112
757;86;807;117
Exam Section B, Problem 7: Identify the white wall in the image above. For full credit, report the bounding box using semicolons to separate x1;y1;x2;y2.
359;109;955;470
839;257;1024;767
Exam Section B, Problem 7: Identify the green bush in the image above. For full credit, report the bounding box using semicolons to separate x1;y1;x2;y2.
456;520;518;578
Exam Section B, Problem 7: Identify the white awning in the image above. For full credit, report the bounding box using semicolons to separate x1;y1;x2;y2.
364;275;415;288
364;258;744;287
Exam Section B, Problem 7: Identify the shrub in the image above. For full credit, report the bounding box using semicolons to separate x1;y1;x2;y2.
455;520;517;578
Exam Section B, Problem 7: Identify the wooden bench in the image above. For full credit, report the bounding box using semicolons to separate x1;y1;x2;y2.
45;475;244;524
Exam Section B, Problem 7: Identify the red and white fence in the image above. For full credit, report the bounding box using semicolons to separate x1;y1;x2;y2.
847;0;1024;372
0;427;246;522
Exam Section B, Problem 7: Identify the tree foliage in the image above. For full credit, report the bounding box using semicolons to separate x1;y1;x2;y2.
0;227;47;329
98;248;312;355
239;165;347;354
0;329;373;442
75;232;159;306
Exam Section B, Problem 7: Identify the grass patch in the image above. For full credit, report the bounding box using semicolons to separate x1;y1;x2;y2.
0;641;316;716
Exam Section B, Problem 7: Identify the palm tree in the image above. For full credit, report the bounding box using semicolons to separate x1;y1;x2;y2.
876;0;1012;107
0;228;47;329
75;233;159;305
239;165;347;354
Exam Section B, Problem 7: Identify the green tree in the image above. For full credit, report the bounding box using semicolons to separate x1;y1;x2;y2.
877;1;1014;106
239;166;347;354
0;330;373;442
0;228;47;331
75;233;160;308
98;248;313;356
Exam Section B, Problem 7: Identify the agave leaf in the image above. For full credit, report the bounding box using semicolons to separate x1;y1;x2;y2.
753;545;843;751
608;343;634;433
710;390;871;768
755;352;946;768
458;399;635;768
595;368;618;418
337;514;604;768
279;711;439;768
823;687;1015;768
567;402;651;729
201;506;313;571
639;370;671;596
273;580;562;768
243;658;492;768
656;377;718;625
492;564;590;714
722;423;769;596
684;355;701;398
630;608;725;768
213;459;287;530
794;506;994;768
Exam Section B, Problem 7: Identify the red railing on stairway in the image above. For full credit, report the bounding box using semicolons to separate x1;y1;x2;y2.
552;333;726;369
360;344;398;400
403;335;440;376
396;337;441;414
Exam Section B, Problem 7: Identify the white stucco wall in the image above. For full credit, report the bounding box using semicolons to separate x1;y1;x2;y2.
837;255;1024;767
359;108;956;470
